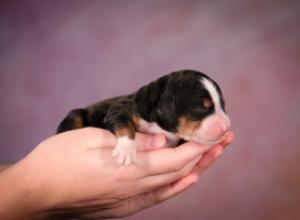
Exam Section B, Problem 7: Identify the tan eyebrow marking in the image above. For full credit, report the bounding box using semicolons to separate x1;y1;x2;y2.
115;125;135;139
73;115;84;129
203;98;213;109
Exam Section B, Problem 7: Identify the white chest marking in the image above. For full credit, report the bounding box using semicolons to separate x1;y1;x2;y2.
201;78;222;112
137;118;179;147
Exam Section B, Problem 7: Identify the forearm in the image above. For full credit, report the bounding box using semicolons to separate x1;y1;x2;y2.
0;161;47;220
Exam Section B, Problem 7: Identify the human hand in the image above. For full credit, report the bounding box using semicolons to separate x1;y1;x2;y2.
0;128;234;220
82;132;234;220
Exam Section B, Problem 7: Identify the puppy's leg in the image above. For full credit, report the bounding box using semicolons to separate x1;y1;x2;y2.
56;108;87;133
112;124;137;166
104;100;137;165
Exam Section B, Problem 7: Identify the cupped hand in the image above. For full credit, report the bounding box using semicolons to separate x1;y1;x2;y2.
14;128;233;219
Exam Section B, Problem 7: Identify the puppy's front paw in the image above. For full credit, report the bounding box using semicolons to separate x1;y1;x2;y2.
112;137;137;166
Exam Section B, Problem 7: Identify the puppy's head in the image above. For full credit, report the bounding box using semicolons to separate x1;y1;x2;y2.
137;70;231;145
177;74;230;144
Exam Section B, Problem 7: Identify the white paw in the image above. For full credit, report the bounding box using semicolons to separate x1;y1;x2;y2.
112;137;137;166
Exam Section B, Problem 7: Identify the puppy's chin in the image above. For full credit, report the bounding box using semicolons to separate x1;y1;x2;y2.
186;130;230;146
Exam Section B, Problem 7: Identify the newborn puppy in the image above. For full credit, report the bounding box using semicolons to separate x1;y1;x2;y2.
57;70;231;165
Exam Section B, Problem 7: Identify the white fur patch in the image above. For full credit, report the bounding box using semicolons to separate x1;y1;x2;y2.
201;77;231;126
112;136;136;166
138;118;179;147
201;78;222;112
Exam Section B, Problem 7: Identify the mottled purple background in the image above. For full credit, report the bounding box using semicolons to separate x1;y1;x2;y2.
1;0;300;219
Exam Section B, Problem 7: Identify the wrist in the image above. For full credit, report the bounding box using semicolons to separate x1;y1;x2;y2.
0;159;49;219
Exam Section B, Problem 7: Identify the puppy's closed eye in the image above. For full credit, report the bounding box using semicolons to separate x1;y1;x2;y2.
188;109;209;121
187;99;214;120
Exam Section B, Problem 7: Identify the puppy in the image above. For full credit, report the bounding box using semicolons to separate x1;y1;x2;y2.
57;70;231;165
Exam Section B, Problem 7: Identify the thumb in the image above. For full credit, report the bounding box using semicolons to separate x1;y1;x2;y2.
139;141;212;176
135;133;167;151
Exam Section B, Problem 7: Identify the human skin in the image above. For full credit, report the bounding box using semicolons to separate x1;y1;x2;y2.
0;128;234;220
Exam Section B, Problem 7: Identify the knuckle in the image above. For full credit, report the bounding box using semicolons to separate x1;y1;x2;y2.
117;190;131;200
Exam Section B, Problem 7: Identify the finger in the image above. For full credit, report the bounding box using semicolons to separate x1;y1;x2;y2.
192;131;234;173
186;132;233;175
138;141;211;176
153;173;199;202
116;133;234;215
219;131;235;148
128;173;199;214
136;155;201;193
191;144;224;175
224;131;234;148
137;151;217;208
78;172;199;219
134;133;167;151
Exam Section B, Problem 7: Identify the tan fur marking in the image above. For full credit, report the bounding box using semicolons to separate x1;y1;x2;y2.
203;98;213;109
177;116;201;139
115;124;135;139
132;114;141;129
73;116;84;129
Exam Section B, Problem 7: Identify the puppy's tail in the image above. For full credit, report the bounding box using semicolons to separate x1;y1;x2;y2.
56;108;88;134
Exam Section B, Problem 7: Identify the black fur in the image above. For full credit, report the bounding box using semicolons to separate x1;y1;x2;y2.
57;109;87;133
56;70;225;137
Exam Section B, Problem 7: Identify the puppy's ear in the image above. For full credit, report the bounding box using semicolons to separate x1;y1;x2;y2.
156;73;197;131
134;75;168;121
135;72;195;132
156;91;178;131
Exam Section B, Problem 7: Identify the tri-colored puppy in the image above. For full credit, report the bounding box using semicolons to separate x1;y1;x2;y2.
57;70;231;165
